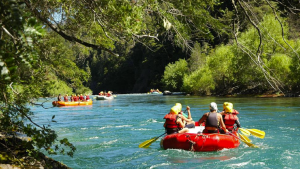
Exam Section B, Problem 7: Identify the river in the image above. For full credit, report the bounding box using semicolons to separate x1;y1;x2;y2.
31;94;300;169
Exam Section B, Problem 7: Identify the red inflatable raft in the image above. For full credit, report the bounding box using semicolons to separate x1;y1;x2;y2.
160;126;240;152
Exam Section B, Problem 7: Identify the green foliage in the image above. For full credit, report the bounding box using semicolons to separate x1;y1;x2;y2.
43;79;73;97
182;68;215;95
0;0;77;165
266;53;291;82
179;13;300;95
37;32;91;95
162;59;188;91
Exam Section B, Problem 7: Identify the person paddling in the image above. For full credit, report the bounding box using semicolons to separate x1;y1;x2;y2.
85;94;90;101
175;103;195;128
198;102;228;134
64;94;68;102
57;94;62;101
219;102;241;133
79;94;84;101
163;105;189;134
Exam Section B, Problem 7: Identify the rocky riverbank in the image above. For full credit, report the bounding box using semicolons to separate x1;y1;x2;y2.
0;135;70;169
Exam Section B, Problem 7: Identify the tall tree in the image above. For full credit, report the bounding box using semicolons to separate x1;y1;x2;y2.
0;0;76;166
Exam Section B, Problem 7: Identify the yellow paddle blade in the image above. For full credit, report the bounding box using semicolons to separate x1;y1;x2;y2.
239;128;250;136
247;129;265;139
139;137;159;148
229;132;258;148
239;133;251;143
244;140;259;148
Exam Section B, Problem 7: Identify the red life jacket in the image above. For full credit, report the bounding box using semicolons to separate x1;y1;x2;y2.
164;114;178;129
64;96;68;102
224;110;239;130
80;96;84;100
86;95;90;100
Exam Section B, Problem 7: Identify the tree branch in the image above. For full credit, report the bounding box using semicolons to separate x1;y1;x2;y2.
23;0;119;57
265;0;300;60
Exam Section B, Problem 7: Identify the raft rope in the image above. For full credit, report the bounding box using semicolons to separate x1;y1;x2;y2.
185;133;208;151
185;135;195;151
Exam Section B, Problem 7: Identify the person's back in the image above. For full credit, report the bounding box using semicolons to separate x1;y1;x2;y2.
73;95;78;101
198;102;228;134
64;94;68;102
79;94;84;101
221;102;240;132
163;105;188;134
57;94;62;101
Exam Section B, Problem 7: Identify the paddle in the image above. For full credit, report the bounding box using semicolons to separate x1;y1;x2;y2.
139;132;166;148
239;128;250;136
228;132;258;148
240;128;265;139
247;129;265;139
238;133;251;143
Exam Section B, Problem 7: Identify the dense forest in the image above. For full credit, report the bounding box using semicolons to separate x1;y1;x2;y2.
1;0;300;166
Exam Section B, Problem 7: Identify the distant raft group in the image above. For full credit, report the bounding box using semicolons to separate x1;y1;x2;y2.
52;93;92;107
96;91;114;100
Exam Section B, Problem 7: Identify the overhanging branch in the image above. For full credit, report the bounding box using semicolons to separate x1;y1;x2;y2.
23;0;119;57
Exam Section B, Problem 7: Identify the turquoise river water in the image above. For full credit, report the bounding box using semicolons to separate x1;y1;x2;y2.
31;94;300;169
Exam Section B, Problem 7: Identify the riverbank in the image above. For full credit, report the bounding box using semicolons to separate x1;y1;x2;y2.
0;135;70;169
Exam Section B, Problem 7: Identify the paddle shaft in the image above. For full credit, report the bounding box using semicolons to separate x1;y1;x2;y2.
157;132;167;138
139;132;166;148
228;132;258;148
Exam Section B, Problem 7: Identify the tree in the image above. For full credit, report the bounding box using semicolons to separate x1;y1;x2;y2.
0;0;75;166
162;59;188;91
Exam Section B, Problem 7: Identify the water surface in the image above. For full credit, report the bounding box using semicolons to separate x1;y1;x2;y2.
31;95;300;169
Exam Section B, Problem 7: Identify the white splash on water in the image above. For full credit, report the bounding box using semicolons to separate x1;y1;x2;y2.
228;161;250;167
131;128;151;131
150;162;171;169
102;139;118;145
115;125;132;128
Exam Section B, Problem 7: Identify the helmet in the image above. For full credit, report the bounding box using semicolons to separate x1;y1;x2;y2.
175;103;182;112
170;106;179;115
209;102;218;112
223;102;233;113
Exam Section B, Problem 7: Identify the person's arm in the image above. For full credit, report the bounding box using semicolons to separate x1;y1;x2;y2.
218;114;228;133
179;114;193;122
235;117;241;128
198;113;208;124
176;118;185;128
186;106;192;120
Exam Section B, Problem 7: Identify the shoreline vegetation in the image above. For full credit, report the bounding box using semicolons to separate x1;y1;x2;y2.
0;135;70;169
